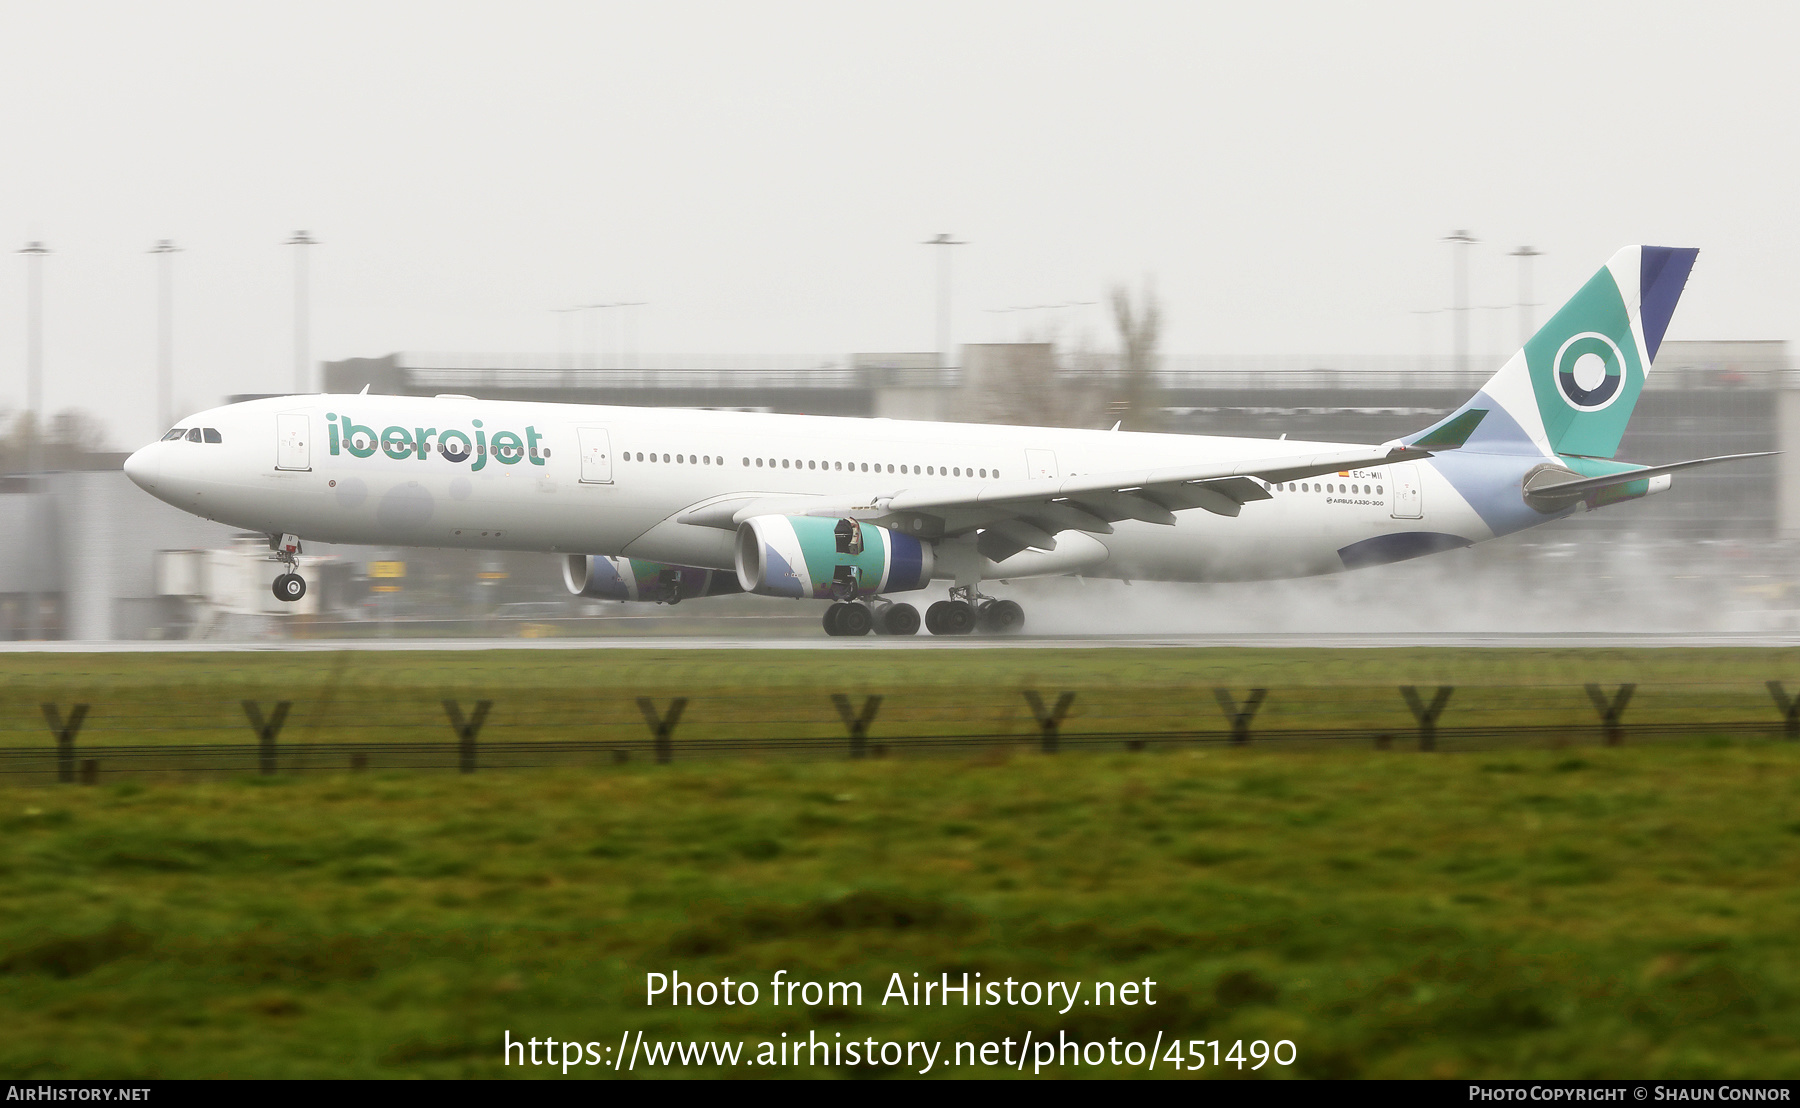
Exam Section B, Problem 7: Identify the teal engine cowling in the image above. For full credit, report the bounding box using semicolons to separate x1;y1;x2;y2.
734;516;935;599
561;555;742;605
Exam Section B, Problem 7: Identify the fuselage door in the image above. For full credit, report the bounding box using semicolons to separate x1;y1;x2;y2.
1389;463;1423;519
276;413;311;471
577;426;614;484
1025;449;1059;480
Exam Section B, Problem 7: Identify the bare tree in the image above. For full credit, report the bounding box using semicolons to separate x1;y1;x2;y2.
48;409;109;451
1110;278;1163;431
0;408;111;472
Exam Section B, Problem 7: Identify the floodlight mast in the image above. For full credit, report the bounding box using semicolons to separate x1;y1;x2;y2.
286;231;318;394
150;239;182;431
17;240;49;639
923;233;966;371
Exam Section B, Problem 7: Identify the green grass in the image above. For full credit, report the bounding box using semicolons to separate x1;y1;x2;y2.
3;647;1800;750
4;740;1800;1077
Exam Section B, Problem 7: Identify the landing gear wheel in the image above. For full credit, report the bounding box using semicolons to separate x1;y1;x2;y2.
822;604;844;636
978;599;1024;634
879;603;921;636
835;602;873;637
926;600;975;635
272;573;307;602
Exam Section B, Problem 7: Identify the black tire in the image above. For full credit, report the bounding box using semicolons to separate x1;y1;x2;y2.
273;573;306;602
979;599;1024;634
836;603;873;637
937;600;976;635
822;604;844;636
881;603;921;636
925;600;952;635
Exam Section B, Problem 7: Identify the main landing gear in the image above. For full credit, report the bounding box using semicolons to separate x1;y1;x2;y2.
823;599;921;637
270;533;307;603
823;588;1025;637
924;586;1025;637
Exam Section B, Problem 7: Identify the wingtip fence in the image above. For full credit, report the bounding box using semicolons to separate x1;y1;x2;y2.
1;682;1796;783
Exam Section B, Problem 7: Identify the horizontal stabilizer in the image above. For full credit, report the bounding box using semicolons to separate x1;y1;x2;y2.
1523;451;1776;506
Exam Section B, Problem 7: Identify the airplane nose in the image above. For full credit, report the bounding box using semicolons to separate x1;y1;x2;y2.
123;445;159;490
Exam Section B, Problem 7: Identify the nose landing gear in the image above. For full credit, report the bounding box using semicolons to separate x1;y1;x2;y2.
269;532;307;603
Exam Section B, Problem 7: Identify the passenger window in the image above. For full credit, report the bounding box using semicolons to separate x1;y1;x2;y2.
162;428;186;441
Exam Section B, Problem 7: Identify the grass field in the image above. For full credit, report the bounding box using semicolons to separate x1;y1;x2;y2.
3;647;1800;753
3;734;1800;1078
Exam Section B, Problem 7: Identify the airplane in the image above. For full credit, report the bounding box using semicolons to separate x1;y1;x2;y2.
123;245;1769;637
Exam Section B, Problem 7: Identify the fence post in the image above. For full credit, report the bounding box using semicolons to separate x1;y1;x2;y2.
637;698;687;765
1213;688;1267;746
830;694;883;759
443;700;493;773
242;700;292;776
1023;691;1076;753
1399;686;1454;751
1585;684;1636;747
1768;682;1800;740
41;703;88;785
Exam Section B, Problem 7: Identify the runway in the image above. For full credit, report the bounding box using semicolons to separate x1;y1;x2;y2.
3;632;1800;652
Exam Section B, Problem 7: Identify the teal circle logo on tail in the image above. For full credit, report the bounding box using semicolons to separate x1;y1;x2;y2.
1554;332;1628;411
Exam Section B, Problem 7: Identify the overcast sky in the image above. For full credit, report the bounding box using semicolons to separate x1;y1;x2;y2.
1;1;1796;446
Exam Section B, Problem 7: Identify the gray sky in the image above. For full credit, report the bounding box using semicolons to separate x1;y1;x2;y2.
2;1;1796;446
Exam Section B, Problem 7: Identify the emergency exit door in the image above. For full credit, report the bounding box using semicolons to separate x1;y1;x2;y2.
577;427;614;484
1024;449;1058;480
276;413;310;471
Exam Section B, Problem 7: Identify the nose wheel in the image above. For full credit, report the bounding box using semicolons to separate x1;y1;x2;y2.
269;532;307;603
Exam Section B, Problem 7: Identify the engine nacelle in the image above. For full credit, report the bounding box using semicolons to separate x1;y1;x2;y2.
735;515;934;599
561;555;742;604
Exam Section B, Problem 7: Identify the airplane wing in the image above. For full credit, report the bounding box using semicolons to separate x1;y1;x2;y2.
678;415;1484;562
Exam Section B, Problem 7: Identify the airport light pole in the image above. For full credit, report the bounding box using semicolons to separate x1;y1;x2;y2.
923;234;966;371
150;240;182;431
18;241;49;639
1510;245;1544;346
286;230;317;394
1442;230;1478;373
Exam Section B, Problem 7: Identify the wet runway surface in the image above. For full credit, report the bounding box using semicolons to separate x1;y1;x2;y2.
4;632;1800;652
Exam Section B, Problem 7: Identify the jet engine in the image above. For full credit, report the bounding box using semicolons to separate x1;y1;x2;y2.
561;555;742;604
734;515;934;599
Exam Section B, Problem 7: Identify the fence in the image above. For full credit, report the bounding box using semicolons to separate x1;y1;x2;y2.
4;680;1800;784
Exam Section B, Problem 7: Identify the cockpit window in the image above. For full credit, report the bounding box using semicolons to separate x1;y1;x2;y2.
186;428;203;442
203;428;222;443
162;429;186;441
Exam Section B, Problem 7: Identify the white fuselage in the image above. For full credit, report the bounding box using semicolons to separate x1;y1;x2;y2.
123;394;1531;587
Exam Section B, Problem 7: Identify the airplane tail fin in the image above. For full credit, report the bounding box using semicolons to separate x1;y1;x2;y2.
1407;246;1698;459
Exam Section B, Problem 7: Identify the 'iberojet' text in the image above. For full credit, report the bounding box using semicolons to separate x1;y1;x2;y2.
647;970;1156;1015
327;412;545;472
